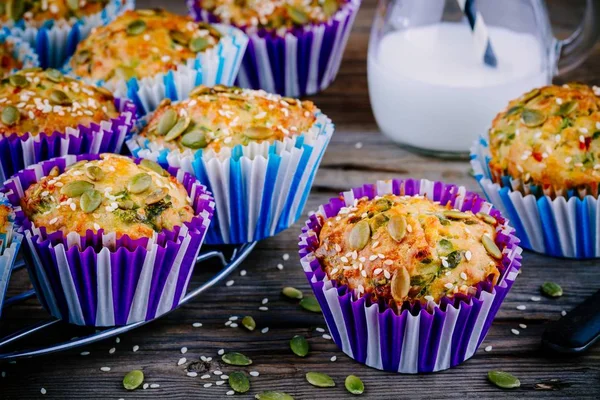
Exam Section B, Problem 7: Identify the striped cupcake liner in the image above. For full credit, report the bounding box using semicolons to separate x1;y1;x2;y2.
298;178;522;373
471;136;600;258
0;27;40;73
0;97;136;183
0;193;22;319
5;0;133;69
126;97;334;244
62;23;248;115
188;0;360;97
0;154;215;326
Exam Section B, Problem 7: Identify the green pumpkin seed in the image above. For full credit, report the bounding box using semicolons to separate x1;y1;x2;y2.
1;105;19;125
61;180;94;197
80;190;102;213
228;371;250;393
369;213;388;233
85;166;104;181
95;86;113;98
482;235;502;259
446;250;462;268
443;210;471;220
245;126;273;140
387;215;406;242
306;372;335;388
558;100;577;117
322;0;339;17
505;105;523;117
189;37;209;52
136;9;157;16
128;173;152;194
123;369;144;390
241;316;256;331
145;188;168;205
344;375;364;395
476;212;497;225
45;68;63;83
157;109;178;136
126;19;147;36
438;238;453;251
9;74;27;87
521;88;540;103
7;0;25;21
286;5;309;25
290;335;309;357
391;266;410;302
75;49;91;64
66;0;79;11
521;108;547;127
118;199;135;210
49;166;60;177
487;371;521;389
222;352;252;366
282;286;303;300
140;159;167;176
50;89;72;106
181;130;208;149
164;115;191;141
189;85;212;97
255;392;294;400
540;282;563;298
169;30;189;45
348;220;370;250
374;198;391;212
115;66;136;81
299;296;321;313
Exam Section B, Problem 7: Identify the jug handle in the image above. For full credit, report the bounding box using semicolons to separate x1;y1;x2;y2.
557;0;600;75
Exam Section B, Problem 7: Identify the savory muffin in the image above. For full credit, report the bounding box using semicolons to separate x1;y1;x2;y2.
0;68;118;137
0;40;23;78
0;0;111;27
138;85;317;153
69;9;222;84
488;83;600;195
20;154;195;239
195;0;344;30
314;195;503;304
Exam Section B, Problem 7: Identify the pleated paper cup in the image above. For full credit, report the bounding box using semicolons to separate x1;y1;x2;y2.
0;28;40;72
62;23;248;115
187;0;360;97
6;0;133;68
1;154;215;326
0;193;23;319
298;178;522;373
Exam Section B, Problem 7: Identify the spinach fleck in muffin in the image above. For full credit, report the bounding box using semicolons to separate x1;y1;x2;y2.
20;154;194;239
488;83;600;196
0;40;23;78
0;68;118;136
314;195;502;305
139;85;317;153
0;0;111;27
69;9;222;84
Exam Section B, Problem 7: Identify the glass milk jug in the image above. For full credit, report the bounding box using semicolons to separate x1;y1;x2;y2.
368;0;600;157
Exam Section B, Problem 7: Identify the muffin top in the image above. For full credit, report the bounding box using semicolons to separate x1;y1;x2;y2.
0;203;11;235
69;9;222;84
20;154;195;239
0;40;23;78
139;85;317;153
197;0;344;31
0;68;118;137
488;83;600;193
314;195;503;304
0;0;110;27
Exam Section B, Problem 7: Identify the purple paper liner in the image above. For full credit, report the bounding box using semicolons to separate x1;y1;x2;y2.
1;154;215;326
298;178;523;373
0;97;136;182
188;0;361;97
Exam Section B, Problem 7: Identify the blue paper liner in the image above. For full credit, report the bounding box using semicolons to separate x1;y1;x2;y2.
0;193;22;319
0;27;40;73
299;178;523;373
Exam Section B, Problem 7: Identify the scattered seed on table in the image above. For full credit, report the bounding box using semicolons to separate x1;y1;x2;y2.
226;280;235;287
541;282;563;297
226;391;234;396
290;335;309;357
282;253;290;261
187;372;198;377
181;347;188;354
229;316;239;321
143;383;149;390
330;356;337;362
277;263;284;270
355;142;363;149
109;347;116;354
221;375;229;379
193;322;203;328
487;371;521;389
204;383;213;388
511;329;520;335
177;357;187;366
218;349;225;355
115;337;120;344
150;384;160;389
323;334;332;340
100;367;111;372
230;323;239;328
222;352;253;366
530;296;541;302
282;287;303;300
250;371;260;377
261;327;269;334
485;345;493;352
133;345;139;352
201;374;211;379
225;321;232;326
229;371;250;393
242;316;256;331
123;370;144;390
345;375;365;395
214;370;223;375
259;306;269;311
255;391;295;400
41;388;47;395
216;380;225;385
262;298;269;304
80;351;90;356
516;305;526;310
240;269;247;276
300;296;321;313
519;324;527;329
306;372;335;387
316;327;325;333
561;310;567;316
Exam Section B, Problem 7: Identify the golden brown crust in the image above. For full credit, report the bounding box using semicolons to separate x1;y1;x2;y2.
0;204;10;235
0;0;110;27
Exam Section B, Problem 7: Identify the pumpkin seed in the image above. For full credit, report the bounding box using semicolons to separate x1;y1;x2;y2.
222;352;252;366
368;213;388;233
521;88;540;103
387;215;406;242
348;220;370;250
446;251;462;268
137;9;157;16
290;335;309;357
96;86;113;98
66;0;79;11
189;37;209;52
7;0;25;21
255;392;294;400
80;190;102;213
282;286;303;300
128;173;152;194
123;370;144;390
115;66;136;81
521;108;546;127
9;74;27;87
228;371;250;393
241;316;256;331
505;105;523;117
164;115;190;141
540;282;563;298
344;375;364;395
157;109;178;136
487;371;521;389
1;105;19;125
75;49;91;64
299;296;321;313
145;188;168;205
438;238;453;251
140;159;167;176
286;5;309;25
476;212;497;225
126;19;147;36
374;198;391;212
169;30;189;45
558;100;577;116
118;199;135;210
45;69;63;82
482;235;502;259
443;210;470;220
85;165;104;181
391;266;410;302
50;89;72;106
181;130;208;149
245;126;273;140
323;0;339;17
189;85;211;97
49;166;60;177
306;372;335;388
61;180;94;197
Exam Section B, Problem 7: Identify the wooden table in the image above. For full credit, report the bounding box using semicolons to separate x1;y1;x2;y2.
2;1;600;398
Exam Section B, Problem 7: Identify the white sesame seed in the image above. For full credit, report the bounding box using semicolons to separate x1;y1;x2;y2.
330;356;337;362
444;282;454;289
519;324;527;329
250;371;260;377
133;345;139;352
109;347;116;354
373;268;383;275
323;334;332;340
203;383;213;388
516;305;527;310
355;142;363;149
465;251;472;261
511;329;520;335
383;270;391;279
530;296;541;302
259;306;269;311
187;372;198;377
225;321;232;326
150;384;160;389
579;127;589;134
216;380;225;385
100;367;111;372
226;280;234;287
261;327;269;334
181;347;188;354
282;253;290;261
316;327;325;333
240;269;247;276
115;337;120;344
424;295;434;302
226;391;235;396
214;370;223;375
229;316;239;321
460;272;467;280
230;323;239;328
221;375;229;379
277;263;284;270
177;357;187;366
49;217;58;225
484;345;492;352
218;349;225;355
80;351;90;356
41;388;47;395
561;310;567;316
361;270;367;278
201;374;211;379
555;97;563;105
193;322;203;327
441;259;449;268
262;298;269;304
143;383;149;389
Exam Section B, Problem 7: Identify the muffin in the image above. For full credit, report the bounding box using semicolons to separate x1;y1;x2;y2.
0;0;111;27
2;154;215;326
299;178;522;373
0;198;13;252
128;84;334;244
0;68;135;182
0;38;22;76
0;30;39;78
188;0;361;97
0;193;22;319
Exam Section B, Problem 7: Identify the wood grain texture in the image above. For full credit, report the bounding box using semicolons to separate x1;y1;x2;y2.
2;0;600;399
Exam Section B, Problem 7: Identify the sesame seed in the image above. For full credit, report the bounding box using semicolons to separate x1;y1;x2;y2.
555;97;563;105
216;380;225;385
262;298;268;304
424;295;434;302
229;316;239;321
193;322;203;327
460;272;467;280
181;347;188;354
561;310;567;316
355;142;363;149
221;375;229;379
214;370;223;375
203;383;213;388
115;337;120;344
511;329;520;335
177;357;187;366
316;327;325;333
230;323;238;328
80;351;90;356
369;255;378;261
323;334;332;340
100;367;111;372
277;263;284;270
530;296;541;302
226;391;235;396
373;268;383;275
444;282;454;289
250;371;260;377
519;324;527;329
340;256;349;263
579;127;589;134
225;321;232;326
441;259;449;268
484;345;492;352
258;306;268;311
41;388;47;395
109;347;116;354
565;157;572;163
465;251;472;261
330;356;337;362
240;269;247;276
384;260;393;265
226;280;234;287
218;349;225;355
361;270;367;277
200;374;211;379
133;345;139;352
150;384;160;389
516;305;526;310
143;384;149;389
49;217;58;225
187;372;198;377
383;270;391;279
261;327;269;334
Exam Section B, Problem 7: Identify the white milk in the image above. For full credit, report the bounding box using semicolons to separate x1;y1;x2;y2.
368;23;549;154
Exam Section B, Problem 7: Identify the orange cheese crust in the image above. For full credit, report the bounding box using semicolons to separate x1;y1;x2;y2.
0;0;110;27
0;41;23;78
